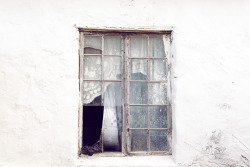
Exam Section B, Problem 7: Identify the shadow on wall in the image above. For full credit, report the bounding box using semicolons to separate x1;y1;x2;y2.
184;130;250;167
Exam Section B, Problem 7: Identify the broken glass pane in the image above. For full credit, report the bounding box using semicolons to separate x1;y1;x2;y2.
83;56;101;80
149;83;167;105
84;36;102;54
130;37;148;58
150;37;165;58
130;130;147;151
83;81;102;106
131;59;148;80
130;106;148;128
150;106;168;128
104;36;121;55
130;82;148;104
104;56;122;80
150;59;167;81
150;130;168;151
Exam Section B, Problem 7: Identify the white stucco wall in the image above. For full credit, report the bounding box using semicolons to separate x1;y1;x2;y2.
1;0;250;166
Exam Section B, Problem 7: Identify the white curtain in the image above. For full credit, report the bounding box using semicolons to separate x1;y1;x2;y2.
83;35;168;151
102;82;122;151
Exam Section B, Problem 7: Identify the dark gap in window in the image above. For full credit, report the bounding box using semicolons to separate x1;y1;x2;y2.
81;105;103;156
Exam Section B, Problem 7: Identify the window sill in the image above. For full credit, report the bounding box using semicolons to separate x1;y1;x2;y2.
77;155;178;167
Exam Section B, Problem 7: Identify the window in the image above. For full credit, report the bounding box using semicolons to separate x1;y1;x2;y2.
78;29;172;156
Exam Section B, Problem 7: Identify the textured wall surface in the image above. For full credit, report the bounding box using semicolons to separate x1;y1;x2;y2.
0;0;250;166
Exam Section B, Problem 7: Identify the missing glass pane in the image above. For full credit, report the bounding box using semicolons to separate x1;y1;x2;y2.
102;82;122;151
82;106;103;156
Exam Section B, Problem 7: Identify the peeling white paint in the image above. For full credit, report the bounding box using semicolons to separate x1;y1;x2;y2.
1;0;250;166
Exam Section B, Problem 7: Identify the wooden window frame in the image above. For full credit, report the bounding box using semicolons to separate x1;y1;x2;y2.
78;28;173;157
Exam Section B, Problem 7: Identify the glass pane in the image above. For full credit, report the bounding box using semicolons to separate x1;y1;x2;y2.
83;81;102;106
104;56;122;80
83;56;101;80
130;82;148;104
150;130;168;151
102;82;122;151
149;83;167;105
130;37;148;57
104;36;121;55
130;130;147;151
130;106;148;128
150;106;168;128
150;37;165;58
150;59;167;81
84;36;102;54
131;59;148;80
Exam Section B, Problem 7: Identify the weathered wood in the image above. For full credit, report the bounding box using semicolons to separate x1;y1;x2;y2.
83;79;122;82
78;32;84;155
124;36;130;154
129;128;169;130
147;35;150;152
78;31;173;156
164;34;172;154
129;104;168;106
78;27;172;34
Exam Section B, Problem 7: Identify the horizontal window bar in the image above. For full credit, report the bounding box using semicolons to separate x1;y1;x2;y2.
128;152;170;155
129;57;168;59
103;55;122;57
129;80;168;83
79;28;172;34
128;128;168;130
83;54;102;56
129;80;148;83
83;79;122;82
129;104;168;106
81;81;168;84
87;152;126;157
82;34;104;36
83;54;122;57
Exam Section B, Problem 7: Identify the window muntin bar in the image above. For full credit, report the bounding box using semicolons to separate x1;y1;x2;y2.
80;32;171;155
128;35;169;153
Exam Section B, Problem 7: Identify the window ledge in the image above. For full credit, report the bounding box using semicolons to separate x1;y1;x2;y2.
77;155;178;167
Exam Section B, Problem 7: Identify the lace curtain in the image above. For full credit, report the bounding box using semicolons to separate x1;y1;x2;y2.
83;35;168;151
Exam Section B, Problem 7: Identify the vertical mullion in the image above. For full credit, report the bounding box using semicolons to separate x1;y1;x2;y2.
101;35;104;105
79;32;84;155
147;35;150;152
125;35;130;154
164;33;172;153
121;35;126;154
101;35;104;152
